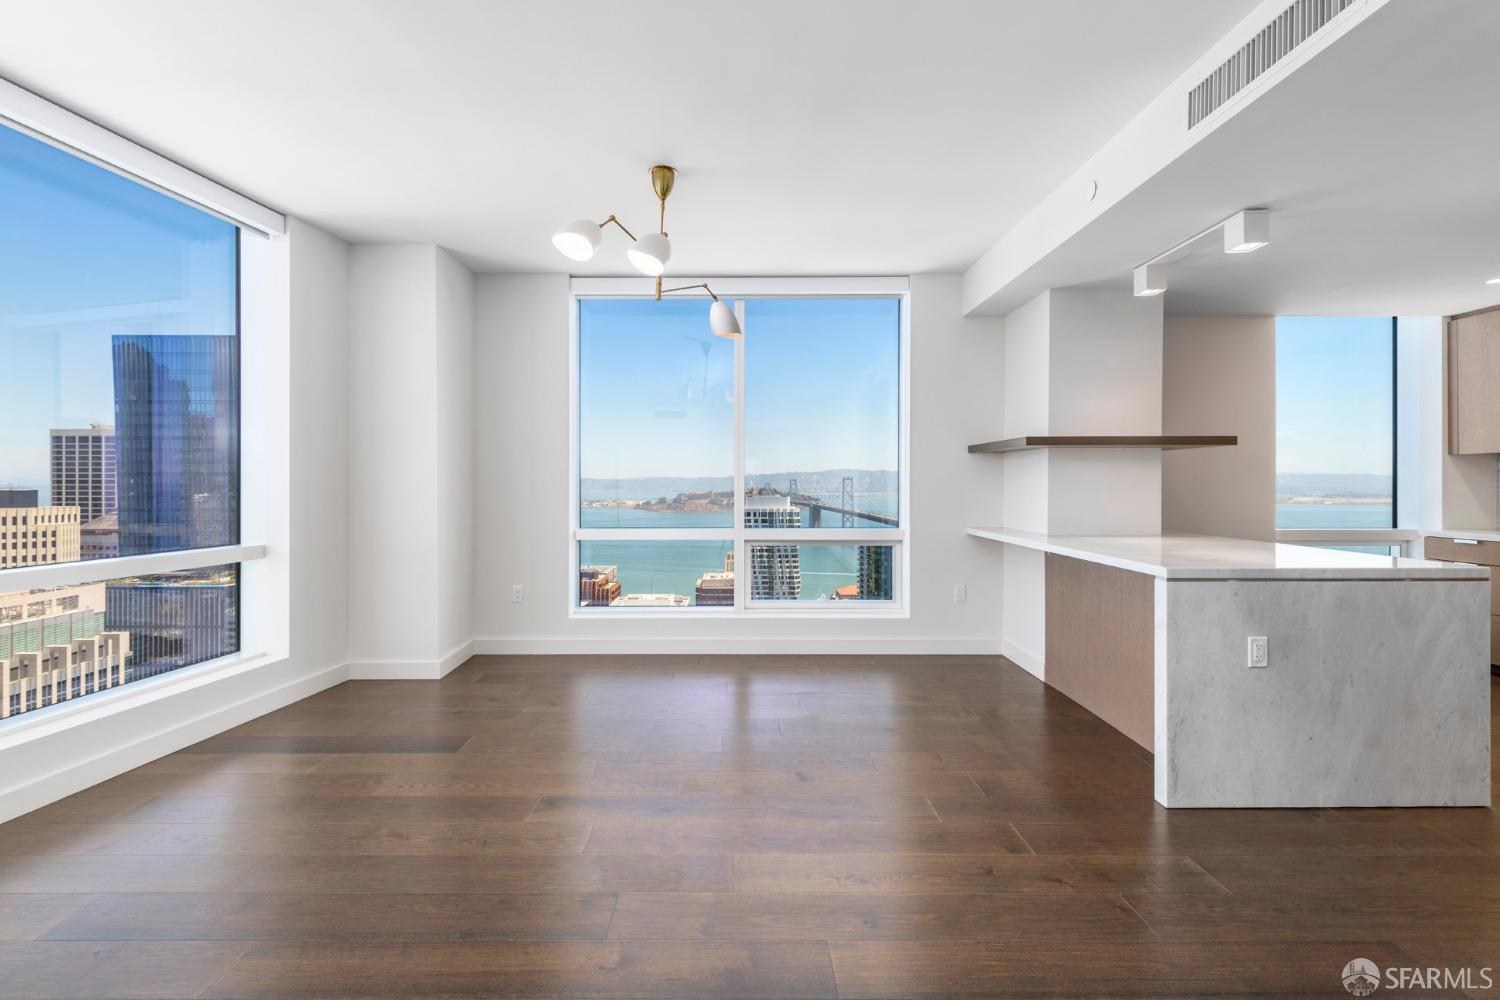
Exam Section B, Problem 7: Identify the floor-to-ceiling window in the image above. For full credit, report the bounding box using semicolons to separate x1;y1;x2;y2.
573;292;905;612
0;122;241;718
1275;315;1396;553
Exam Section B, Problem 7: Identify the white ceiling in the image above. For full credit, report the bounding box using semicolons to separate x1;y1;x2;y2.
992;0;1500;317
0;0;1257;276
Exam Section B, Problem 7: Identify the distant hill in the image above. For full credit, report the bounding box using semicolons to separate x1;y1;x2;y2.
1276;473;1391;500
581;469;897;497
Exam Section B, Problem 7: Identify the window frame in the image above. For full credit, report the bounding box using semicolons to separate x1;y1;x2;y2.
568;277;911;618
0;111;269;733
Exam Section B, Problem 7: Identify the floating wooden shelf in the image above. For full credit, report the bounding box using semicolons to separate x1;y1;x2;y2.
967;435;1237;454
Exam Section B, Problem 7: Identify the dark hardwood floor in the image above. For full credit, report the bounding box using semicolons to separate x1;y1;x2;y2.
0;654;1495;998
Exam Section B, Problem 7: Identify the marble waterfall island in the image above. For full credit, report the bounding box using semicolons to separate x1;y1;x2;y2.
970;528;1492;808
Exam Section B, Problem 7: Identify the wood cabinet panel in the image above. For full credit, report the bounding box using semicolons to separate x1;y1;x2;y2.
1448;306;1500;454
1424;535;1500;568
1043;553;1155;750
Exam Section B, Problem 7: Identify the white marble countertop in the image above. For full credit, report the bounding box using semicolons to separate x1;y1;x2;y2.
967;526;1490;580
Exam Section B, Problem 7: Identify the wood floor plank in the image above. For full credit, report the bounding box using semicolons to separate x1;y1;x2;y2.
583;818;1033;856
181;734;470;753
200;940;839;999
827;940;1436;998
0;822;169;856
42;891;618;941
730;853;1228;894
530;793;943;824
127;818;593;856
608;890;1152;941
0;894;97;940
96;768;681;798
1125;889;1500;943
0;941;245;1000
676;769;984;798
114;793;540;825
0;854;729;893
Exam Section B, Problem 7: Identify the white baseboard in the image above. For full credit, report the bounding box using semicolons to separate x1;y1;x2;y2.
0;656;348;825
348;639;475;680
473;636;1003;656
1001;638;1044;680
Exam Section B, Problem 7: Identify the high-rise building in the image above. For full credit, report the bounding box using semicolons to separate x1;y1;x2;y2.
858;545;894;601
694;570;734;606
0;582;130;719
113;335;238;556
49;425;117;524
745;495;800;599
106;569;237;679
694;549;736;606
81;514;119;561
579;564;622;607
0;490;80;569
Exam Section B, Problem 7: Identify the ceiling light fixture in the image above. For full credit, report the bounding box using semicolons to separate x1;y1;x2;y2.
1131;207;1272;296
1133;264;1168;297
1223;209;1271;253
1486;276;1500;285
552;165;739;338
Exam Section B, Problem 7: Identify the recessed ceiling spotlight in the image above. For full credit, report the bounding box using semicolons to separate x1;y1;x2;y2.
1223;209;1271;253
1133;264;1167;297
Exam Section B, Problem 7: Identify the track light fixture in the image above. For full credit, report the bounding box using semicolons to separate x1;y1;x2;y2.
552;165;739;338
1133;264;1167;297
1131;208;1272;297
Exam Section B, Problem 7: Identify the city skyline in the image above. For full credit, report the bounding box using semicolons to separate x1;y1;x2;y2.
0;121;236;497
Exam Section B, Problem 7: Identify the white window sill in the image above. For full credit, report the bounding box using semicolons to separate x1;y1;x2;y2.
0;649;269;748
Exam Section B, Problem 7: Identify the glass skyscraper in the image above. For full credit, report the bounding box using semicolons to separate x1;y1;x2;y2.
112;335;238;555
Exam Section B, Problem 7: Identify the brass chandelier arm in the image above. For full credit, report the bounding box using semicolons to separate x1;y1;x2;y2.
654;279;720;302
598;215;637;241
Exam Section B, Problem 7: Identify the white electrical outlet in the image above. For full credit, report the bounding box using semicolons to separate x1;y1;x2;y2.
1248;636;1268;668
512;585;525;604
953;584;967;604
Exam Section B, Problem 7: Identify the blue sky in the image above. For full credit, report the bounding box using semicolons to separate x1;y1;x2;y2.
0;122;235;496
1276;315;1393;477
578;296;900;481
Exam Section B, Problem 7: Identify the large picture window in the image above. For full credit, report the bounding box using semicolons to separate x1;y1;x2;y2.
1275;316;1396;553
574;292;905;612
0;122;241;720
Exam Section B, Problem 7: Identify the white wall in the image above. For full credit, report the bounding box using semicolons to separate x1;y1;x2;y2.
472;273;1006;653
347;245;476;677
996;288;1165;678
287;219;353;671
1162;315;1275;541
0;217;352;823
436;251;475;660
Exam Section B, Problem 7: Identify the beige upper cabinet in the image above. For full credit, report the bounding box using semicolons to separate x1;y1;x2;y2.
1449;306;1500;454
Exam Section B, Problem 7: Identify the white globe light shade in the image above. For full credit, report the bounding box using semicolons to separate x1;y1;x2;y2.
709;299;741;339
552;219;601;262
626;233;672;276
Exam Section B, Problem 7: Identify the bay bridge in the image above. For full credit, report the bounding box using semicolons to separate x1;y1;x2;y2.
775;476;898;527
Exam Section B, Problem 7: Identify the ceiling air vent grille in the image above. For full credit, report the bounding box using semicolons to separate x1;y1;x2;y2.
1188;0;1357;129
